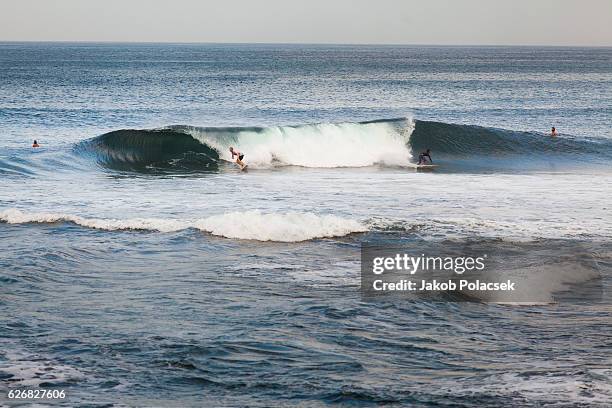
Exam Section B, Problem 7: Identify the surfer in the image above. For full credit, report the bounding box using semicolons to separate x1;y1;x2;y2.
551;127;558;137
418;149;432;165
229;146;246;169
32;140;40;148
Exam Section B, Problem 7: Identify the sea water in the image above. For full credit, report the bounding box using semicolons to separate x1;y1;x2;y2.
1;43;611;406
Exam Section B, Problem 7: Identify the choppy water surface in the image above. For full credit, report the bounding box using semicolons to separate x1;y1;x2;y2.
1;43;611;406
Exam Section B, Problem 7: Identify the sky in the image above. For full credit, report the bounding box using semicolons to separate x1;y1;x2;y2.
1;0;611;46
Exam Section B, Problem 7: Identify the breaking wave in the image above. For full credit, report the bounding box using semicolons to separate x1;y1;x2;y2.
76;118;612;173
77;118;612;175
0;209;367;242
177;119;413;168
79;119;413;171
2;208;606;304
3;207;611;242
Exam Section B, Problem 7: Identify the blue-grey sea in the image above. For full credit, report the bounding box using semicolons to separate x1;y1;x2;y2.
1;43;611;407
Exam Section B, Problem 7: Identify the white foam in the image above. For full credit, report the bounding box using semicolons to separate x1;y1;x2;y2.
452;370;612;405
367;216;612;241
194;210;367;242
0;208;188;232
191;119;414;168
0;209;368;242
1;349;86;388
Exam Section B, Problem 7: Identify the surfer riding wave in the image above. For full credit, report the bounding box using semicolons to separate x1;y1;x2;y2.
418;149;433;165
230;146;246;170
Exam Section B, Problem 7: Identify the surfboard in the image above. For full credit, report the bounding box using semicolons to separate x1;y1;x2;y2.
416;164;438;169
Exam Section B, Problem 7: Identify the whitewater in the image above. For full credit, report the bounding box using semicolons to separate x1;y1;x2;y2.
186;119;414;168
0;208;368;242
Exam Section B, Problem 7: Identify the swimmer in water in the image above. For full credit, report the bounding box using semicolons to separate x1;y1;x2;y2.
32;140;40;148
229;146;245;169
551;127;558;137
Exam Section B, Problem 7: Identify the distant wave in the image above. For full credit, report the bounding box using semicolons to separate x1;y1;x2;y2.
76;118;612;173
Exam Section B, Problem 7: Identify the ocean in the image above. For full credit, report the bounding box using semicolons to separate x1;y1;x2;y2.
1;42;611;406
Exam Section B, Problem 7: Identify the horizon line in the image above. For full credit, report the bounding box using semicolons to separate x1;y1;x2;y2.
1;40;611;48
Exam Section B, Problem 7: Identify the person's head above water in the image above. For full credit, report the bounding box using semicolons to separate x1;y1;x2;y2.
229;146;234;153
32;140;39;147
552;127;556;132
